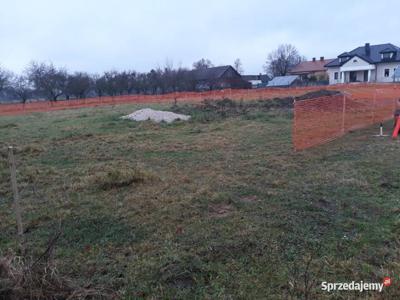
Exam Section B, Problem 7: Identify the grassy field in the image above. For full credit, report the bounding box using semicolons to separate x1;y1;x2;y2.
0;99;399;299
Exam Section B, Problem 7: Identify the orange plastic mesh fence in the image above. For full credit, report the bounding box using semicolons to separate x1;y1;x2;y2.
0;86;323;116
5;84;387;116
293;95;345;150
293;85;400;150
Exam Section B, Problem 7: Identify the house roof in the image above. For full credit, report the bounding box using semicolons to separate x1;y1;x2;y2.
379;44;398;53
325;43;400;67
338;52;351;57
288;58;334;74
267;75;299;87
190;65;238;81
242;75;259;81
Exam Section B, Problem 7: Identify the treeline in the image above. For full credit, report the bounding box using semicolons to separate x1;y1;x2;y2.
0;44;309;103
0;61;203;103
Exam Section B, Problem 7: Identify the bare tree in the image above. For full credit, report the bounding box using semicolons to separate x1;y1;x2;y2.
233;58;244;74
113;70;137;95
27;62;67;101
192;58;214;70
102;71;120;96
176;68;195;91
146;69;161;94
93;74;107;97
124;70;138;94
161;61;178;93
65;72;92;99
0;67;11;93
10;75;33;103
264;44;305;77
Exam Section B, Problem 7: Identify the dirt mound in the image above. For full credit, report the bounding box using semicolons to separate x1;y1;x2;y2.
295;90;341;101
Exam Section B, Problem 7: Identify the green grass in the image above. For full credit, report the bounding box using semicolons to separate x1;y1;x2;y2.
0;100;399;299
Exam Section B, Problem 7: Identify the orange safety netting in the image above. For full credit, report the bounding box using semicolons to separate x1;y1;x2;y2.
293;85;400;150
0;86;324;116
2;83;396;117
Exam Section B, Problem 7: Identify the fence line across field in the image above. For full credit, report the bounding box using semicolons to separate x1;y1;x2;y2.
3;83;397;116
0;86;323;116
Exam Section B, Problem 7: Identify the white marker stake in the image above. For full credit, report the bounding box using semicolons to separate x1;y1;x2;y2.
374;123;389;137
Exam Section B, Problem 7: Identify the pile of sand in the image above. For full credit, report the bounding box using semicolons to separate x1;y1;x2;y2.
121;108;190;123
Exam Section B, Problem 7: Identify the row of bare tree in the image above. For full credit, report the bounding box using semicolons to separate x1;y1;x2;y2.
0;62;206;103
0;57;248;103
0;44;305;103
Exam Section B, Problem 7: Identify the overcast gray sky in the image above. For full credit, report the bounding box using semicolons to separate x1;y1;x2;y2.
1;0;399;74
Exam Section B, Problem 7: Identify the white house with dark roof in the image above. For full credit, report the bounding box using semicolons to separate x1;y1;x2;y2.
325;43;400;84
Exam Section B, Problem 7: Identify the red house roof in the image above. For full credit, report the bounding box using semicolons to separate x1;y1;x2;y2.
289;58;334;75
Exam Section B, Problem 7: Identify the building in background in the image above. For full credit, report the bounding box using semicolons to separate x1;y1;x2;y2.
288;57;333;84
325;43;400;84
242;74;270;88
267;75;301;88
190;65;251;91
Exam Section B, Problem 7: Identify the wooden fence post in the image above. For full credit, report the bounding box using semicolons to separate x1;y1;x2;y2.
8;146;24;249
292;97;297;150
372;89;377;124
342;93;347;133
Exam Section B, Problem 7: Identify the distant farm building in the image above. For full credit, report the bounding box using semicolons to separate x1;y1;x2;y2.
288;57;333;83
267;75;301;88
242;74;270;88
190;65;251;91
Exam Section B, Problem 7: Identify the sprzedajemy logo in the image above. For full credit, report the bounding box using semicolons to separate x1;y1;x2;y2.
321;277;392;293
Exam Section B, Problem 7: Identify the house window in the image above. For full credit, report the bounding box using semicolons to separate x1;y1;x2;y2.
353;59;358;63
382;52;393;59
334;72;338;80
384;69;390;77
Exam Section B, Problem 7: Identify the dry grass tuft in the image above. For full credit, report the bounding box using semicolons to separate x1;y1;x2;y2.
0;253;112;300
0;253;69;299
208;203;235;218
17;143;45;155
0;230;115;299
240;195;259;203
85;165;156;191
